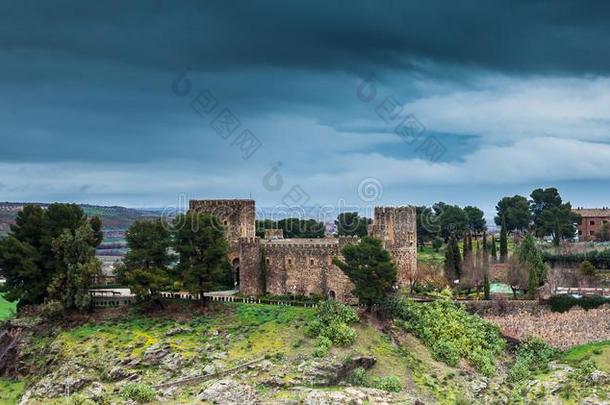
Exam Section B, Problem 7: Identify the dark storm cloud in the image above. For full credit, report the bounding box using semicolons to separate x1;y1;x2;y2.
3;0;610;208
3;0;610;76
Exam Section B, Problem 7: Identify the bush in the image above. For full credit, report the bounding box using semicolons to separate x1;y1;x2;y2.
548;295;609;313
312;336;332;358
120;383;156;403
348;367;367;385
373;375;402;392
509;338;557;382
306;300;358;347
387;297;505;376
38;300;64;320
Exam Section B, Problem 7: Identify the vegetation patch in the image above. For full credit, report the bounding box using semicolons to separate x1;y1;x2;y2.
0;379;25;405
0;292;17;320
562;340;610;373
509;338;558;382
388;297;505;376
305;300;358;348
548;294;610;313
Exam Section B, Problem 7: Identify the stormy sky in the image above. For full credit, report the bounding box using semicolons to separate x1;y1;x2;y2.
2;0;610;218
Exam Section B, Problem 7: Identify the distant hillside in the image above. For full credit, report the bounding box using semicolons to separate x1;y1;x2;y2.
0;202;161;236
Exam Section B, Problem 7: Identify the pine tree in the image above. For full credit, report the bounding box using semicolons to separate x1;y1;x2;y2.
500;216;508;262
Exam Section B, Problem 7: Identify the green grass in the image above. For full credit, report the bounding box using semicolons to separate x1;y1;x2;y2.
417;246;444;265
0;293;17;320
0;379;25;405
562;341;610;372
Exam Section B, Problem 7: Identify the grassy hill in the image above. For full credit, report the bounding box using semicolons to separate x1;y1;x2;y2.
3;301;610;404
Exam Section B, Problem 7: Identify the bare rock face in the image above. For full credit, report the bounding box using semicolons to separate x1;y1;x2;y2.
143;342;171;365
295;356;376;386
165;326;193;337
301;387;395;405
30;363;95;398
197;379;259;404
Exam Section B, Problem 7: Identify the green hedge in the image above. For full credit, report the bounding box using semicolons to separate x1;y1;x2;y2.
548;295;610;313
542;249;610;269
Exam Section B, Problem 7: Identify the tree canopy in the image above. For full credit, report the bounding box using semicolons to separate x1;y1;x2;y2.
256;218;325;238
494;195;531;232
0;203;103;308
335;212;371;237
464;206;487;234
333;236;396;308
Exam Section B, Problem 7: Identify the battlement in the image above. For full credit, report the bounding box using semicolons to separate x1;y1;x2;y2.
239;236;261;245
189;199;255;210
374;206;416;215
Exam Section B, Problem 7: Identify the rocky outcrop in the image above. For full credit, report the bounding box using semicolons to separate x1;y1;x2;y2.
198;379;259;404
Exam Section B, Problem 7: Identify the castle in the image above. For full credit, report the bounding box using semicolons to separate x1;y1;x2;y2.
189;199;417;303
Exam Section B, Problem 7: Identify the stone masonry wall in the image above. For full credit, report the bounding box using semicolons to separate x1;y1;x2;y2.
262;240;356;302
369;206;417;288
189;199;256;258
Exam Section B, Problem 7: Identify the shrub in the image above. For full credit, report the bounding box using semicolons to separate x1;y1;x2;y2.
509;338;557;382
387;297;505;376
312;336;332;358
306;300;358;347
348;367;367;385
38;300;64;320
373;375;402;392
548;295;609;313
120;383;156;403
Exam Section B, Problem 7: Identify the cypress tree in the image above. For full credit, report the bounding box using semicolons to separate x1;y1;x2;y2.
453;237;463;279
483;270;491;300
500;216;508;262
444;238;457;281
491;235;497;262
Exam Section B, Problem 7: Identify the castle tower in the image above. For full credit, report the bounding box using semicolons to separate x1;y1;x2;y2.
189;199;256;288
369;206;417;288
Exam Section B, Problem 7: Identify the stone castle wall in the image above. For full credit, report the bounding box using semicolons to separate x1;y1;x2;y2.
261;240;356;302
369;206;417;288
189;199;256;259
189;199;416;302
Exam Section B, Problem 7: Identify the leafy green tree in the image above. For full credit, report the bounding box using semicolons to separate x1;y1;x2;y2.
333;237;396;309
416;206;440;247
256;218;325;238
48;224;101;311
529;188;579;240
0;203;102;308
490;235;497;262
517;234;546;298
596;222;610;242
118;219;175;300
174;212;231;303
494;195;531;232
0;236;42;304
433;202;468;241
335;212;372;237
499;216;509;263
464;206;487;234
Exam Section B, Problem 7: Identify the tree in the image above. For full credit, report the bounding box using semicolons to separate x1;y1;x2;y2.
433;202;468;241
174;212;231;304
0;203;103;308
494;195;530;232
506;256;528;299
256;218;325;238
499;216;509;263
529;188;580;240
444;237;462;282
335;212;372;238
117;219;175;301
416;206;440;247
517;234;547;298
48;224;101;311
482;233;490;300
464;206;487;234
490;235;497;262
333;237;396;309
596;222;610;242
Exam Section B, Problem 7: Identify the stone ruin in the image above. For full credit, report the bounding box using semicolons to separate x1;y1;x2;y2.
189;199;417;303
